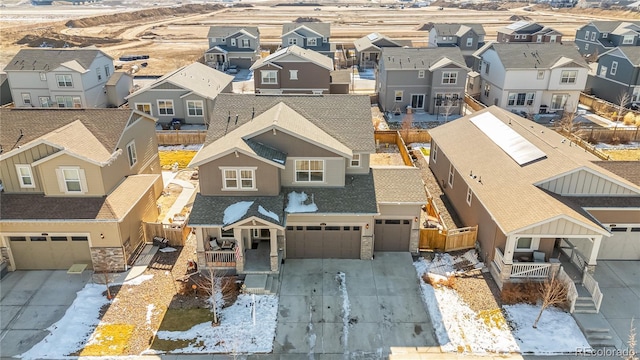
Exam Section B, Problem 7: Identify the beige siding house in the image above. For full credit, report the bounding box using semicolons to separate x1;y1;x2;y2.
188;94;426;275
428;106;640;288
0;108;163;272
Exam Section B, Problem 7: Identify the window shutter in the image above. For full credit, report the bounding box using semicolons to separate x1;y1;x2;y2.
79;169;88;193
55;168;66;192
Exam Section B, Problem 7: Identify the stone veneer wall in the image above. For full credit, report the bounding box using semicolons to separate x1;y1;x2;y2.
360;235;373;260
1;247;10;268
91;247;126;272
409;229;420;254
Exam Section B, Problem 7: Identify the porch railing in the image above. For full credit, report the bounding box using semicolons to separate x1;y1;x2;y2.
559;238;588;271
557;266;578;313
204;250;236;267
493;248;505;273
582;270;604;313
511;262;551;278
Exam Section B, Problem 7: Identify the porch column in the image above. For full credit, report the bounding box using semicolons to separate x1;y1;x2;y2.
234;228;244;272
587;235;602;270
195;227;205;252
269;228;278;272
503;235;516;265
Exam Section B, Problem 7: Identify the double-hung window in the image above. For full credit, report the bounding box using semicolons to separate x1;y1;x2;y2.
350;154;360;167
59;167;84;193
21;93;31;106
56;96;81;108
622;35;634;44
448;164;454;188
186;100;204;116
241;39;250;48
56;74;73;87
551;94;568;110
157;100;174;116
16;165;35;188
295;160;324;182
126;141;137;167
466;37;473;47
307;38;317;46
560;70;577;84
135;103;152;115
261;70;277;84
222;168;255;190
442;72;457;84
610;61;618;76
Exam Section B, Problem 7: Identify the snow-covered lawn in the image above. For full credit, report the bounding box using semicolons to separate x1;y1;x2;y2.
153;294;278;354
414;251;591;355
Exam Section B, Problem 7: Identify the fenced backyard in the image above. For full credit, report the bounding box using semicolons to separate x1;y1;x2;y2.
156;130;207;145
143;221;190;247
419;225;477;252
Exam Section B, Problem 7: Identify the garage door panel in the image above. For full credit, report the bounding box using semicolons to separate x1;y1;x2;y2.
286;225;361;259
375;219;411;252
304;227;324;258
597;228;640;260
8;234;92;270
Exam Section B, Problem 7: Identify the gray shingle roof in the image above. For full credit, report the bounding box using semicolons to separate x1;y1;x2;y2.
207;26;259;39
283;172;378;214
203;94;376;152
592;161;640;186
612;47;640;66
372;167;426;203
564;195;640;208
282;22;330;37
589;21;640;33
432;23;486;36
353;32;402;52
245;139;287;164
189;193;285;226
0;193;115;220
0;108;131;154
3;49;106;72
486;43;587;69
379;47;467;70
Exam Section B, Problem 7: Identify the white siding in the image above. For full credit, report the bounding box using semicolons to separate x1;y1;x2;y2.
522;218;602;236
538;169;638;196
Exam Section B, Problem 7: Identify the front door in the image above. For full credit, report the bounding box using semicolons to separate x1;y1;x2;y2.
411;94;425;110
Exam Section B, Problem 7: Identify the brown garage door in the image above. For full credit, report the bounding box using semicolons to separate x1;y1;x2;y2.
286;225;361;259
374;219;412;251
8;235;92;270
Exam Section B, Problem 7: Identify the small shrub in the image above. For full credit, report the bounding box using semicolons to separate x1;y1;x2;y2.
636;115;640;126
623;112;636;125
500;281;543;305
611;136;621;145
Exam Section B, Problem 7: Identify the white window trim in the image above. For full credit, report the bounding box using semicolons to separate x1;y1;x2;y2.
39;72;46;81
21;93;31;106
560;70;577;84
39;96;52;107
610;61;618;76
448;164;454;188
289;70;298;80
432;144;438;163
394;90;403;102
537;70;544;79
57;166;87;194
590;32;596;41
288;38;297;46
261;70;278;85
126;140;138;168
442;72;457;85
157;99;175;116
230;38;236;46
241;38;250;48
294;159;325;183
551;93;569;110
515;236;540;252
349;153;361;167
15;164;35;188
466;187;472;206
186;100;204;117
466;37;473;47
220;167;257;191
622;35;634;45
135;103;152;116
584;30;590;40
56;74;73;88
307;38;317;46
418;70;425;79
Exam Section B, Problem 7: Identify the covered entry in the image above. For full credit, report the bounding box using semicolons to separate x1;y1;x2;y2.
374;219;412;251
8;234;92;270
286;225;361;259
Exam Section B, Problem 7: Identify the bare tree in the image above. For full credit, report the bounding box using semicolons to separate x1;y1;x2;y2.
442;97;458;123
401;111;413;140
533;272;569;329
623;318;638;360
613;92;631;140
191;268;234;325
559;101;578;135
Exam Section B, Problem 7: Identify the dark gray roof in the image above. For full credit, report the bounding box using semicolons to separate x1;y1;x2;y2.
611;47;640;66
189;193;285;226
589;21;640;33
560;195;640;208
0;193;115;220
282;22;330;37
379;47;467;70
204;94;376;152
283;172;378;214
486;43;588;69
245;139;287;165
0;108;132;153
207;26;259;39
372;167;426;203
592;161;640;186
432;23;486;36
4;49;106;72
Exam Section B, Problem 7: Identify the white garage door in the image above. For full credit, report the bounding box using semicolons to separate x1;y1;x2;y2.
597;226;640;260
8;235;92;270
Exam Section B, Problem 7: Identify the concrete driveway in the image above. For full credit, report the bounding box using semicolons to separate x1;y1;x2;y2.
274;252;437;358
0;270;89;358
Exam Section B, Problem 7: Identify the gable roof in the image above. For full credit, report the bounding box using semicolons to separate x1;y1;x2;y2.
379;47;468;71
353;33;402;52
599;47;640;67
372;167;426;204
587;21;640;33
282;22;330;38
189;193;285;227
478;43;588;69
194;94;375;157
250;45;333;71
592;161;640;186
432;23;486;37
428;106;640;235
207;26;259;39
0;109;137;161
126;62;233;100
4;49;108;72
497;21;545;35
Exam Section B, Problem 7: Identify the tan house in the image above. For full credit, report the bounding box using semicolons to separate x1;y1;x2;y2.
0;108;163;272
188;94;425;274
428;106;640;287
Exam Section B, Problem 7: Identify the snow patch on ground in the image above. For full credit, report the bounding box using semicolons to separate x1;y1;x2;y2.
285;191;318;213
124;274;154;286
20;284;109;359
336;272;350;354
258;205;279;222
504;304;591;355
159;246;177;253
156;294;278;353
223;201;254;225
146;304;155;325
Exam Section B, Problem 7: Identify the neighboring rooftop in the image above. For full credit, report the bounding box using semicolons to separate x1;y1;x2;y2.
207;26;259;39
431;23;486;37
4;48;107;72
587;20;640;34
282;22;331;37
479;43;588;69
372;167;426;204
379;47;467;70
251;45;333;70
600;47;640;66
353;32;402;52
189;193;285;226
592;161;640;186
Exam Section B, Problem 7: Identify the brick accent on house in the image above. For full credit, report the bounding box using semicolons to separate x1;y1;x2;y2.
270;255;279;272
90;247;126;272
197;251;207;269
410;229;420;254
361;235;374;259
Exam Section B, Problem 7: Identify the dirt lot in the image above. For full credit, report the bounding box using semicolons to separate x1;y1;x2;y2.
1;0;638;75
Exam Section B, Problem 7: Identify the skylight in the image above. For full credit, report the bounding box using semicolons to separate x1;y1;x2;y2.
367;33;379;41
506;20;529;30
470;112;546;166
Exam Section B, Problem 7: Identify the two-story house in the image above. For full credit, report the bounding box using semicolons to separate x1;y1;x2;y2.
376;47;470;116
496;21;563;44
575;21;640;57
126;62;233;126
187;94;426;275
0;108;163;272
250;45;334;94
281;22;334;59
428;106;640;291
353;32;403;69
4;49;132;109
586;47;640;106
427;23;486;66
474;42;589;115
205;26;261;70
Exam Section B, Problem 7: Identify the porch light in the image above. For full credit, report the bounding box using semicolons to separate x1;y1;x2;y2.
414;217;418;222
365;224;369;229
320;223;326;226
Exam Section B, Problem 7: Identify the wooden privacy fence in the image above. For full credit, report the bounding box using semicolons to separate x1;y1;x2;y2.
557;129;611;160
575;127;640;144
579;92;640;119
156;130;207;146
419;225;477;252
464;94;486;112
143;221;190;247
374;130;432;146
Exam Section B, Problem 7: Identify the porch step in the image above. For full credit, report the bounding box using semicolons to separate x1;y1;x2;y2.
573;313;623;349
242;274;279;295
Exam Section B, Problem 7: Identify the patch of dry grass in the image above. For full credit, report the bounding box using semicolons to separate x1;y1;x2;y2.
602;149;640;161
478;309;508;330
159;151;198;170
80;324;135;356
